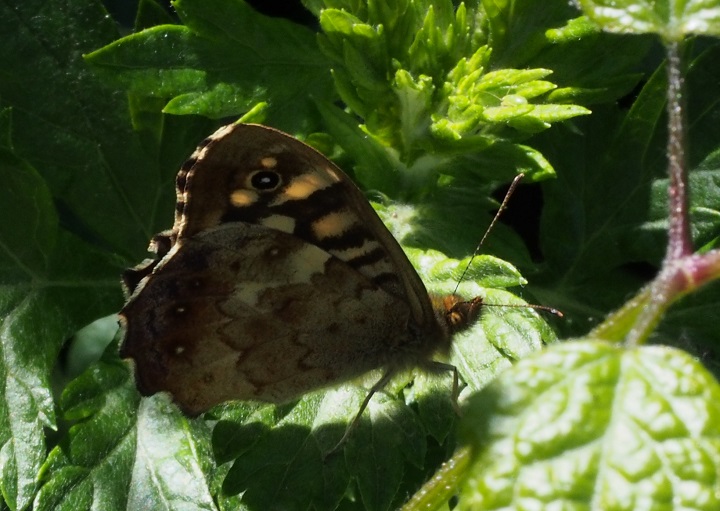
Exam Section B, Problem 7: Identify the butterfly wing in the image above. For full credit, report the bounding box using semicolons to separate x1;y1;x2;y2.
173;124;440;336
120;123;458;414
120;222;413;415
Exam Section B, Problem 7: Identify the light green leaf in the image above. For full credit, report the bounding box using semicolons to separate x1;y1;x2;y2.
0;154;123;511
459;341;720;510
577;0;720;40
128;397;217;511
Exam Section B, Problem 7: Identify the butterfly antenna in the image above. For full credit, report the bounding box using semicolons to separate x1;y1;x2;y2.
483;302;564;317
454;173;525;294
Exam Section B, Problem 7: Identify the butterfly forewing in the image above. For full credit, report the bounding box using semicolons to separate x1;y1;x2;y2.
176;125;433;325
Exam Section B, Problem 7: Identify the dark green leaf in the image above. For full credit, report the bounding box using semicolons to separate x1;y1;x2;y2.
0;155;123;511
536;42;720;342
86;0;335;130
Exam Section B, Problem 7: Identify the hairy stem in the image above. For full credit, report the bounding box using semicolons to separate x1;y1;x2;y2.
664;41;692;261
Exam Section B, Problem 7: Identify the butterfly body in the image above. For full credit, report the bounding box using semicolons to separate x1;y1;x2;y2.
120;123;480;415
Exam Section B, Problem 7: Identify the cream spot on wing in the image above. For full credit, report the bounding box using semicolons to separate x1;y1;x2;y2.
210;124;235;140
233;245;332;307
260;156;277;168
356;258;394;278
330;239;384;261
235;283;267;307
231;189;259;207
271;172;334;205
289;244;333;279
312;210;357;239
267;142;289;153
235;246;331;306
261;215;296;233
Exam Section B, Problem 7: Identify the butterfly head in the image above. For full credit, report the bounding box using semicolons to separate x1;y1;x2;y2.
430;293;484;340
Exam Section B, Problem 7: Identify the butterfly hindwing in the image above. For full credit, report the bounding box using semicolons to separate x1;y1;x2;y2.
121;221;415;414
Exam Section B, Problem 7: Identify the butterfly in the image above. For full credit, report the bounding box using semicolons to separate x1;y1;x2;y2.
119;123;484;419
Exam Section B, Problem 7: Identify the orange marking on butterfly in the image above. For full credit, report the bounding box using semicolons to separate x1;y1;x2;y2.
260;156;278;168
279;172;333;202
312;210;357;240
230;189;259;207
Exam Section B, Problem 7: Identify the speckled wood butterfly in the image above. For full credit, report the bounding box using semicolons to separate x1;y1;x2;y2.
119;123;484;418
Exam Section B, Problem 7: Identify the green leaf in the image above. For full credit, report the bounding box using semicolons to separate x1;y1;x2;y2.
408;246;557;398
0;157;123;511
35;358;137;511
315;101;402;195
217;394;351;511
536;42;720;340
0;2;159;509
485;8;653;106
134;0;177;30
38;353;218;511
458;341;720;510
316;0;590;180
127;397;217;511
539;21;652;106
577;0;720;40
482;0;583;67
0;150;57;277
86;0;335;129
0;0;171;259
0;235;124;511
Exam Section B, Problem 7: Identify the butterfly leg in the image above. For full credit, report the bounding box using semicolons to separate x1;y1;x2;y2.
425;361;463;417
324;369;396;456
325;362;460;457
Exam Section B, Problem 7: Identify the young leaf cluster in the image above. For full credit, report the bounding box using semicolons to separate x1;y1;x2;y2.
311;0;590;184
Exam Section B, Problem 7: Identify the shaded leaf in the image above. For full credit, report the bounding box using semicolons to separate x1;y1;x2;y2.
86;0;335;130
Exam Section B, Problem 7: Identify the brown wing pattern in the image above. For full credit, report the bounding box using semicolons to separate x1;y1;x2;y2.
121;223;416;414
174;124;437;328
119;123;460;414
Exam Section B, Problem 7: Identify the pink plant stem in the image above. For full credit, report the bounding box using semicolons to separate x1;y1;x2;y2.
625;41;691;345
664;41;692;261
